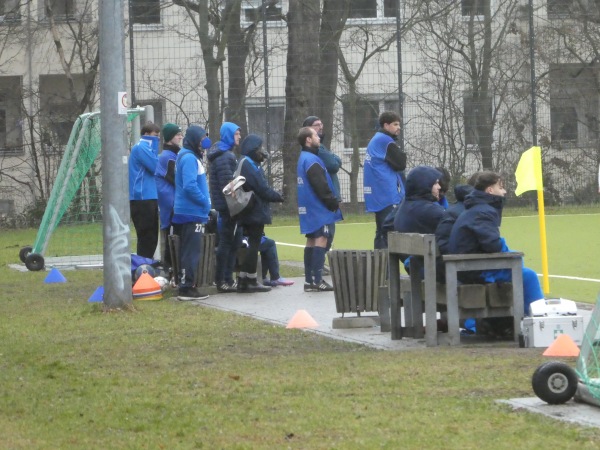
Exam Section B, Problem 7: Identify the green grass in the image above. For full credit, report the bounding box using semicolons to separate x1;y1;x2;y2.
2;211;600;448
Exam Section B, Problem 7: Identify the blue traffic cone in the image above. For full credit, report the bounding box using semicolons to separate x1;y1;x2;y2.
44;268;67;283
88;286;104;303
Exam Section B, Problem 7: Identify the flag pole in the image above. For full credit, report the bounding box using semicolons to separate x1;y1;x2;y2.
536;188;550;294
515;146;550;294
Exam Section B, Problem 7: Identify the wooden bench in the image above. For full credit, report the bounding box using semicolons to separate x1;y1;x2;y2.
387;232;524;346
328;249;388;316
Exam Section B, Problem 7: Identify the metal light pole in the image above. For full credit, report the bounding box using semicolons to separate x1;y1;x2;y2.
99;0;132;308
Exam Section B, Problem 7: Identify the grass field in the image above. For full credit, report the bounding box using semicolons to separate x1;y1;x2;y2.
2;212;600;448
264;212;600;304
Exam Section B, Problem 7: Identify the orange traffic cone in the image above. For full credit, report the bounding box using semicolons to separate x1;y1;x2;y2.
286;309;319;329
132;273;162;300
543;333;580;357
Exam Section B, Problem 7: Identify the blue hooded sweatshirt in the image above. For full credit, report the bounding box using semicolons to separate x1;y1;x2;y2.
172;126;211;224
207;122;241;214
129;135;160;200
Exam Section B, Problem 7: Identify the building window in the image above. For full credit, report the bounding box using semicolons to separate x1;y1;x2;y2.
246;104;285;153
40;74;92;149
462;0;486;16
43;0;76;20
348;0;396;19
463;95;493;146
342;97;400;148
0;0;20;22
131;0;160;25
547;0;573;18
551;107;578;142
243;0;282;22
0;199;14;217
549;64;599;146
0;76;23;156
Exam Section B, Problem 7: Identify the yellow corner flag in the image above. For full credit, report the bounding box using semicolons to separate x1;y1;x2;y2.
514;145;550;294
515;146;543;196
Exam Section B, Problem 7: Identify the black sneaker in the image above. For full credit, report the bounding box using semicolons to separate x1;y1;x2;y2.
316;280;334;292
245;278;271;293
217;282;237;293
304;282;317;292
177;287;209;301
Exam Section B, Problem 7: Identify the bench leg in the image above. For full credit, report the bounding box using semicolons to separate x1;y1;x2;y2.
511;263;525;344
444;264;461;346
389;254;402;340
378;285;391;332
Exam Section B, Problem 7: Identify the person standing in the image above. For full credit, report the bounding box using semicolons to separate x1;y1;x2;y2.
302;115;342;251
297;126;342;292
363;111;407;249
154;123;183;276
207;122;243;293
236;134;284;292
172;125;212;301
129;122;161;258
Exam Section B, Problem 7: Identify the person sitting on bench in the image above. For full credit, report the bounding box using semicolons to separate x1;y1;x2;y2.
447;170;543;316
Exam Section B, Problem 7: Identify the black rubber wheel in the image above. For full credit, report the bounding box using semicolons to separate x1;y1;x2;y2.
19;246;33;263
532;361;578;404
25;253;45;271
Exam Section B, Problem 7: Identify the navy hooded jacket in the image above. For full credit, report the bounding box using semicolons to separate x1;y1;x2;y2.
237;134;283;225
435;184;474;254
207;122;240;215
448;189;504;255
393;166;444;234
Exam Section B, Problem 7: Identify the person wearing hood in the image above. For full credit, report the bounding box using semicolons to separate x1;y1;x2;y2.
302;116;342;251
172;125;212;301
154;123;183;277
393;165;444;235
363;111;407;249
235;134;284;293
448;171;544;316
435;182;475;255
207;122;243;293
129;122;161;259
297;127;343;292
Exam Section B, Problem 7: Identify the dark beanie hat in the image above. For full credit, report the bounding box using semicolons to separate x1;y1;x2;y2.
162;123;182;143
302;116;320;127
241;134;263;156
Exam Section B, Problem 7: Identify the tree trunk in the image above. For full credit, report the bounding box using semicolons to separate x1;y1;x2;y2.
318;0;346;147
281;0;321;212
225;0;249;136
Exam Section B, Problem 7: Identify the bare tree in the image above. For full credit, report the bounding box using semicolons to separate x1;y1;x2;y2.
280;0;320;210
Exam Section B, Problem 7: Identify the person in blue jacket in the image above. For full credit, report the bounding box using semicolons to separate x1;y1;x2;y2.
207;122;243;293
129;122;160;258
235;134;284;292
302;115;343;251
297;127;342;292
363;111;407;249
393;166;444;278
448;171;544;315
172;125;212;301
435;183;475;256
154;123;183;275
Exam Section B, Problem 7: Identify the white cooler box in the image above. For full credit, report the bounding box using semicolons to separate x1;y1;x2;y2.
529;298;578;317
522;298;583;348
521;316;584;347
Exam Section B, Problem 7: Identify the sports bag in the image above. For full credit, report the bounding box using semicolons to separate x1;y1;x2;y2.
222;157;256;218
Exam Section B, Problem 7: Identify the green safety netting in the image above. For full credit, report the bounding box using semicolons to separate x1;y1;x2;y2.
576;296;600;401
23;110;144;270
